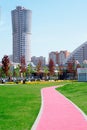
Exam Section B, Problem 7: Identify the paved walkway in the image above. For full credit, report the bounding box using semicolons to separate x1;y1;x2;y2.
31;86;87;130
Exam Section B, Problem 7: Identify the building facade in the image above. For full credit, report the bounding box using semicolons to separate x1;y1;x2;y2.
49;51;70;65
59;51;70;65
11;6;32;65
65;41;87;64
31;56;46;66
49;52;59;65
77;68;87;81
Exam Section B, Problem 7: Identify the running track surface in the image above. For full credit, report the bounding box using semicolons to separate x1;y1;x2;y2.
32;86;87;130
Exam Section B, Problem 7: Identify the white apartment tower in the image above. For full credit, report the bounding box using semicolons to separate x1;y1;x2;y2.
11;6;32;65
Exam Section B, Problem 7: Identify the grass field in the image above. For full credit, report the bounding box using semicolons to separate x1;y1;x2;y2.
57;81;87;115
0;81;63;130
0;81;87;130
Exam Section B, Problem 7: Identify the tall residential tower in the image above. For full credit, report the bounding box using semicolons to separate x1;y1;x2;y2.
11;6;32;65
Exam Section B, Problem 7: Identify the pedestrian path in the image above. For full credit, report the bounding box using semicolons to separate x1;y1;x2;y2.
31;86;87;130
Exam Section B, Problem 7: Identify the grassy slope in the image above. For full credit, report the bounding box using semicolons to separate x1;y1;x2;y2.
0;82;61;130
57;82;87;115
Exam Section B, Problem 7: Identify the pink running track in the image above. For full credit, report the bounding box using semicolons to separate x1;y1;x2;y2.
32;86;87;130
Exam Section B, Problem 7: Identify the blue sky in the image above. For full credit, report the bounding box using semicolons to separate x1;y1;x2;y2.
0;0;87;61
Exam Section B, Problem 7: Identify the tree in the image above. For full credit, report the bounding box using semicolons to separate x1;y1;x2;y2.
13;65;20;77
36;60;42;74
48;59;55;76
67;58;76;79
26;64;33;77
20;56;26;77
58;65;64;80
43;66;49;80
2;55;10;76
36;60;43;79
82;60;87;68
0;67;5;78
67;62;74;73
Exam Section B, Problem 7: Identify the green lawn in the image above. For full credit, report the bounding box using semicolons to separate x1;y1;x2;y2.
1;81;87;130
0;81;62;130
57;81;87;115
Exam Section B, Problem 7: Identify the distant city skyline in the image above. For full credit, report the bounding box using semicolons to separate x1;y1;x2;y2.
0;0;87;61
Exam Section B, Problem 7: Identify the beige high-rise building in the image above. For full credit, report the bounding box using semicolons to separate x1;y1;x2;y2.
59;51;70;65
49;51;70;65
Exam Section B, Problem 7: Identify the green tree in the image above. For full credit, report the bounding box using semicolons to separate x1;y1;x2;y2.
13;65;20;77
43;66;49;79
26;64;33;77
0;67;5;78
0;67;2;77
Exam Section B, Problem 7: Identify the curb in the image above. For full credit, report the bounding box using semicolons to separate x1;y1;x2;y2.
31;88;44;130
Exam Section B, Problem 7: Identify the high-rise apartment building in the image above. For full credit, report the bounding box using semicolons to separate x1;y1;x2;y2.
31;56;46;66
49;51;70;65
11;6;32;65
49;52;59;65
59;51;70;65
